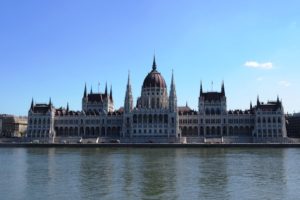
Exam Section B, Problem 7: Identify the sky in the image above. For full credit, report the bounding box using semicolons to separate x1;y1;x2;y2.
1;0;300;115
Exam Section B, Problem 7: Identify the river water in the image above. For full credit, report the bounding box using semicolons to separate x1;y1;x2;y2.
0;148;299;200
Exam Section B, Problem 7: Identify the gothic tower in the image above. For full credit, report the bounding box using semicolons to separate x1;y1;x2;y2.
124;72;133;113
169;70;177;112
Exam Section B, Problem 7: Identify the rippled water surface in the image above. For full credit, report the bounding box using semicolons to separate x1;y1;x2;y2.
1;147;300;200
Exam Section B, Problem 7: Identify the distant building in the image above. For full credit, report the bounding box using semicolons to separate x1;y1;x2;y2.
286;113;300;138
0;114;27;137
26;56;287;142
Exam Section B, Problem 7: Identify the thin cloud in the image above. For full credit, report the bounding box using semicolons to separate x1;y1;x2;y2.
278;80;291;87
256;77;264;81
244;61;273;70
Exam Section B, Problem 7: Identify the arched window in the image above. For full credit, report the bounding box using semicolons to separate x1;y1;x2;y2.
138;114;142;123
133;115;137;123
205;109;210;115
151;98;155;109
143;114;148;123
154;115;158;123
149;115;152;123
164;114;168;123
159;115;163;123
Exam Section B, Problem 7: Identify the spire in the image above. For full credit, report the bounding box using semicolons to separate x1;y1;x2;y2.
66;102;69;112
48;97;52;110
200;80;203;96
83;83;87;98
250;101;253;110
171;69;175;86
90;86;93;94
127;70;131;85
105;82;108;96
221;80;225;95
169;70;177;98
257;95;260;106
169;70;177;112
186;101;188;107
110;85;113;101
30;98;34;111
152;55;157;71
124;71;133;113
277;95;280;103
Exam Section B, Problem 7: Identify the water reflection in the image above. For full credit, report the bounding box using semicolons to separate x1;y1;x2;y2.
0;148;299;200
0;148;27;200
138;149;177;199
197;149;229;199
225;149;287;200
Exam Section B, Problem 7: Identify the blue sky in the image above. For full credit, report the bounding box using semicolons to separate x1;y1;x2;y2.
1;0;300;115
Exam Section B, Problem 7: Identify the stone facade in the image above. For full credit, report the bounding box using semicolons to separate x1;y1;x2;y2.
0;114;27;137
26;57;287;142
286;113;300;138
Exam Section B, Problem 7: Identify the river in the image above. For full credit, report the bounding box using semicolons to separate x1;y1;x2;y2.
0;148;299;200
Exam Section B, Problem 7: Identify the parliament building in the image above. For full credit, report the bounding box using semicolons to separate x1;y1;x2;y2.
26;57;287;143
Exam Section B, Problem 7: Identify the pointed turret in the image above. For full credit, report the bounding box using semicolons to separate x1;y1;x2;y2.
66;102;69;112
110;85;113;101
90;86;93;94
83;83;87;98
169;70;177;112
221;80;225;95
30;98;34;110
250;101;253;110
200;81;203;96
48;98;52;110
171;71;176;92
257;95;260;106
124;71;133;113
105;82;108;96
152;55;157;71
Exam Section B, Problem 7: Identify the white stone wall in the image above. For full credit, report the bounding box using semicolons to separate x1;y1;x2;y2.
254;110;286;137
27;109;55;139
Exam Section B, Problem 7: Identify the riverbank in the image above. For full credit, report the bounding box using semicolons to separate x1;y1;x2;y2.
2;143;300;148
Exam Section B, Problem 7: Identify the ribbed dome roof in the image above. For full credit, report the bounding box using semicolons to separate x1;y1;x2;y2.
142;57;167;89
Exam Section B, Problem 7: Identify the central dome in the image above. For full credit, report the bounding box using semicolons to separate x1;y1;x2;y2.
142;57;167;89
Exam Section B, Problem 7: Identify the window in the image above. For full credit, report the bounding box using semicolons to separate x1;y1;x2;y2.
278;117;281;123
206;109;210;115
